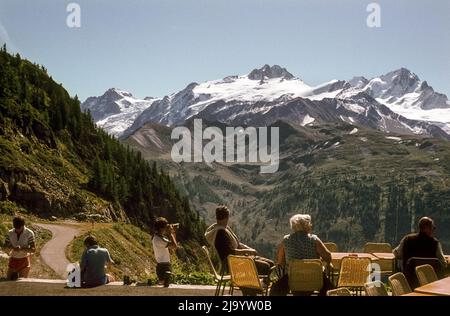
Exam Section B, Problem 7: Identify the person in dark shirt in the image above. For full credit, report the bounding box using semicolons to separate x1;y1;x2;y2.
205;205;274;277
393;217;447;285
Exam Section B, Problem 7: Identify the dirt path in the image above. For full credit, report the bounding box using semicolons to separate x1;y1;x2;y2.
35;223;82;279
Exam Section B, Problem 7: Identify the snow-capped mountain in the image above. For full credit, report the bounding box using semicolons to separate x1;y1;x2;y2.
81;88;156;136
338;68;450;133
82;65;450;139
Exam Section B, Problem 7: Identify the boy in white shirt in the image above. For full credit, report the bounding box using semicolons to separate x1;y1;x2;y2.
152;217;177;287
3;216;35;280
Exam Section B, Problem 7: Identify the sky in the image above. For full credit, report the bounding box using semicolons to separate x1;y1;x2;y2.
0;0;449;101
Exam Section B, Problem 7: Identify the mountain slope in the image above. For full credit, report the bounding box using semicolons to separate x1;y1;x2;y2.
123;119;450;256
0;48;205;250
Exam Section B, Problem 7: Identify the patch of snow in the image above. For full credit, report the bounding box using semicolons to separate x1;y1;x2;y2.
300;114;315;126
349;128;358;134
379;102;450;133
386;136;402;141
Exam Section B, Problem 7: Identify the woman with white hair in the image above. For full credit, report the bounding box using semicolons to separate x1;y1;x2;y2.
269;214;332;296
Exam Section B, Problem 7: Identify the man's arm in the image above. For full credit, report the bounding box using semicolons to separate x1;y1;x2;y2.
167;226;178;251
26;233;36;253
105;249;114;268
436;242;447;268
233;248;257;256
393;237;405;259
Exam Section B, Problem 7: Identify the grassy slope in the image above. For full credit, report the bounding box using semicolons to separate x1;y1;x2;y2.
0;124;120;220
67;223;214;285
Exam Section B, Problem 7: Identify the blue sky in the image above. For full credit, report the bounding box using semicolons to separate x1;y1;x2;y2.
0;0;449;101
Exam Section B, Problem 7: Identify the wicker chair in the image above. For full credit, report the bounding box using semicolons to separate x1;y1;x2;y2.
363;242;392;253
364;280;389;296
337;256;372;295
388;272;412;296
201;246;231;296
326;288;352;296
227;255;265;296
363;243;394;275
323;242;339;252
415;264;438;286
288;259;323;295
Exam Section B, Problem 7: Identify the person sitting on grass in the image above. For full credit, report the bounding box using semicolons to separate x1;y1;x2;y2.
80;235;115;287
152;217;178;287
3;216;35;280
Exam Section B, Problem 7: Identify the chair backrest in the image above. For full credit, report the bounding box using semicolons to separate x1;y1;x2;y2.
415;264;438;286
405;257;444;288
363;242;392;253
364;281;388;296
337;256;372;288
227;255;263;291
323;242;339;253
288;259;323;292
202;246;221;280
388;272;412;296
326;288;352;296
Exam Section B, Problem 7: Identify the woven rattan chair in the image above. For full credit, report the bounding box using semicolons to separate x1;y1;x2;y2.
388;272;412;296
202;246;231;296
363;242;392;253
337;256;372;295
415;264;438;286
364;280;388;296
288;259;323;295
227;255;265;296
326;288;352;296
323;242;339;252
363;243;394;275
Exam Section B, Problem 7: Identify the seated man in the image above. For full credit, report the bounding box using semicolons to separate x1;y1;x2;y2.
393;217;447;285
270;214;332;296
205;205;274;279
80;236;115;287
3;216;35;280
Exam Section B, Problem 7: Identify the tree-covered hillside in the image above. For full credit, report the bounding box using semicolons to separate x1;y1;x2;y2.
0;46;205;245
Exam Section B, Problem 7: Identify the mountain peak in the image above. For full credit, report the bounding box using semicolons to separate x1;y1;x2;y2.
382;67;420;82
104;88;133;99
247;64;295;80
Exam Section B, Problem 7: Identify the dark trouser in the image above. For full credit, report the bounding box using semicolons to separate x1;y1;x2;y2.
254;256;274;276
269;273;333;296
156;262;172;285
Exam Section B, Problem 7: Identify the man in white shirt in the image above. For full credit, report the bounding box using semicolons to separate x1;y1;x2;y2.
3;216;35;280
152;217;178;287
